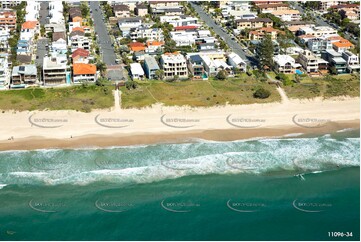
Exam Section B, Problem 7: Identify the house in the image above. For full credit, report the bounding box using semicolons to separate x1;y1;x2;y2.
133;50;146;62
144;56;160;79
227;52;247;72
11;65;38;88
187;54;207;80
49;2;65;24
318;1;341;12
69;7;82;22
273;55;301;74
160;52;188;80
321;50;347;74
146;40;164;54
235;18;272;30
73;63;97;83
16;39;32;55
257;3;289;13
298;50;328;74
20;21;39;41
149;1;179;9
198;43;216;51
271;10;301;22
0;9;16;30
201;55;233;76
69;30;90;51
174;25;198;32
25;1;40;21
160;15;198;27
130;26;164;41
0;55;9;89
135;4;148;17
307;38;333;54
332;39;354;53
72;48;90;63
114;4;130;18
249;27;282;41
118;17;142;37
152;8;183;16
43;53;68;86
170;31;197;46
298;26;337;38
342;51;360;73
130;63;145;79
52;32;67;54
128;42;146;52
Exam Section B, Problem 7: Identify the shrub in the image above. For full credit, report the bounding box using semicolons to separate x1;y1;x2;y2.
253;87;271;99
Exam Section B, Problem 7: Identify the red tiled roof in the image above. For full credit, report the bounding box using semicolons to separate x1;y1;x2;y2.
22;21;38;29
174;25;198;31
73;63;96;75
72;48;89;58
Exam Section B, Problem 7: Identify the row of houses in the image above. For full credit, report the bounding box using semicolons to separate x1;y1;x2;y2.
130;50;247;80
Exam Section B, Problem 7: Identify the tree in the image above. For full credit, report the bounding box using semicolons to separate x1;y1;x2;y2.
277;33;292;54
155;70;165;80
80;2;90;18
96;61;107;75
258;34;274;71
173;75;179;82
329;66;338;75
253;87;271;99
163;40;177;53
216;70;228;80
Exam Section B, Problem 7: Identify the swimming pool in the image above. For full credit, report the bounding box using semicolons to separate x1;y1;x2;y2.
295;69;303;75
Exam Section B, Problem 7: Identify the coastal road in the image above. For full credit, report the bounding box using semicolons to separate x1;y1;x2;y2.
190;2;258;66
89;1;117;65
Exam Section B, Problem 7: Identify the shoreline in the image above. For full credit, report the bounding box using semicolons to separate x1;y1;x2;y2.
0;97;359;151
0;120;359;151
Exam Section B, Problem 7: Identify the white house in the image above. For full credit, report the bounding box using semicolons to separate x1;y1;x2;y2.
273;55;302;74
0;54;9;89
130;63;145;79
227;52;247;72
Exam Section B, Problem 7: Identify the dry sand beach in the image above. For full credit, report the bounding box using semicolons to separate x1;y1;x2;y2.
0;97;359;150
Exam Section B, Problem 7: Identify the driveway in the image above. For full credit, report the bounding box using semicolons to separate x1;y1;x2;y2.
35;38;49;67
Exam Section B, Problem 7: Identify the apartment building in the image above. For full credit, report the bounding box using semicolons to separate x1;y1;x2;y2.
118;17;142;37
144;56;160;79
160;52;188;80
0;55;9;89
271;10;301;22
235;18;272;30
43;54;68;86
25;2;40;21
0;9;16;30
73;63;97;83
130;26;164;41
149;1;179;9
257;3;289;13
342;51;360;73
1;1;20;9
299;50;328;74
170;31;197;46
0;28;10;52
114;4;130;18
273;55;301;74
249;27;281;41
160;15;198;27
318;1;340;12
11;65;38;87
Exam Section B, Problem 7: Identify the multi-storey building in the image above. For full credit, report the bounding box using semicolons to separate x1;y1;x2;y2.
43;54;68;86
298;50;328;74
0;54;9;89
130;26;164;41
11;65;38;88
235;18;272;30
160;52;188;80
342;51;360;73
0;9;16;30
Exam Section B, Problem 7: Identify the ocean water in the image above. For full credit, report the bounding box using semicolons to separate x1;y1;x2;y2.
0;130;359;241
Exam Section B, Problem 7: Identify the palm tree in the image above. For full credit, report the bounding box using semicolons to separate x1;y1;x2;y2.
96;61;107;76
